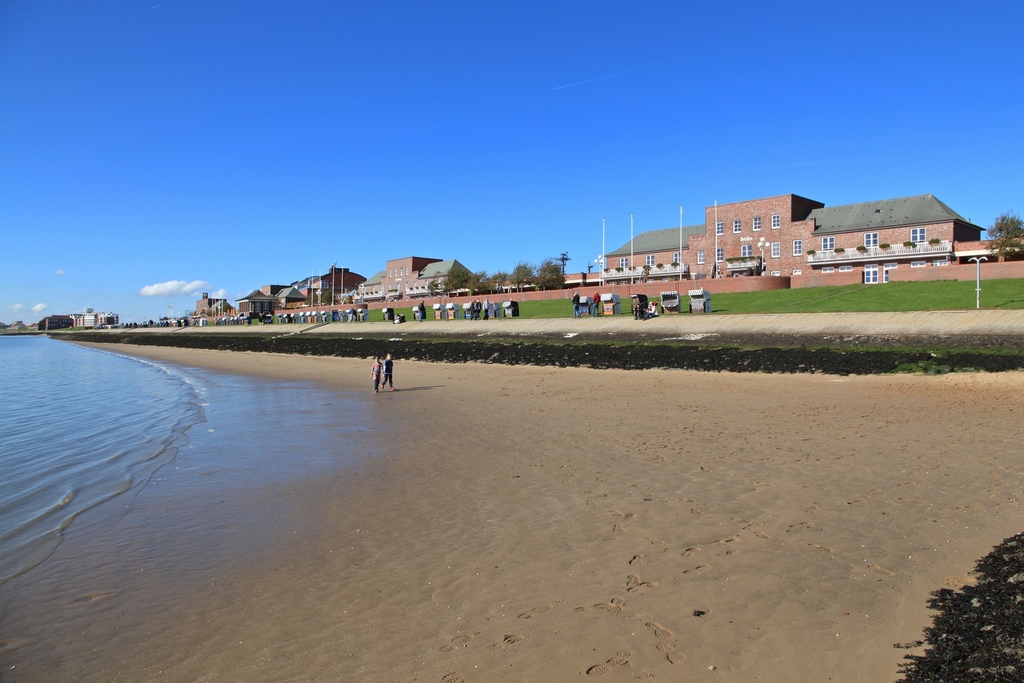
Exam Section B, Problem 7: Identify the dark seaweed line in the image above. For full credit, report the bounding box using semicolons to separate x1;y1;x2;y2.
58;333;1024;375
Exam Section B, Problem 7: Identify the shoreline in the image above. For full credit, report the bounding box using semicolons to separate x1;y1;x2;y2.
4;344;1024;681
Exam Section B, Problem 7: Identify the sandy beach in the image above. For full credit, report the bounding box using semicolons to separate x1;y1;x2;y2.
3;344;1024;682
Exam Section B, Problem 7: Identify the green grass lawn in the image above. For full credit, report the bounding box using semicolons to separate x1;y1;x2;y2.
280;279;1024;324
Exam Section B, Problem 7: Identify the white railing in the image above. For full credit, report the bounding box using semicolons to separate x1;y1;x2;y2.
807;241;952;264
603;264;689;281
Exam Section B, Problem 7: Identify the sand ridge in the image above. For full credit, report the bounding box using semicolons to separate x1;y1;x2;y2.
2;345;1023;681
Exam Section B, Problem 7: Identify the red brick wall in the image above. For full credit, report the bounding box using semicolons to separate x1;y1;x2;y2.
888;260;1024;283
790;271;864;288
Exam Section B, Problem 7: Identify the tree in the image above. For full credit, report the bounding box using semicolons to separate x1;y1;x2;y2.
490;271;510;294
467;270;488;295
988;211;1024;261
509;261;535;292
445;263;472;296
535;257;566;291
427;278;443;298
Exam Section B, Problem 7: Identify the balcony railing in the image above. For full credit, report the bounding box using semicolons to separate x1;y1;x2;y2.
602;264;689;281
807;241;952;264
726;257;762;271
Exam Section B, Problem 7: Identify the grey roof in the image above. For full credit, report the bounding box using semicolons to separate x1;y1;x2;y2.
808;194;979;234
607;225;706;257
238;289;276;302
276;286;305;301
362;270;385;286
419;259;467;279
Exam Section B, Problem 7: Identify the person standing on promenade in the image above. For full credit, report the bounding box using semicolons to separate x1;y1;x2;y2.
593;293;601;316
417;301;426;322
571;291;581;318
381;353;395;391
371;356;382;393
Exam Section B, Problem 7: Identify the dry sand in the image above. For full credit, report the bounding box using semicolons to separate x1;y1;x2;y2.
4;344;1024;682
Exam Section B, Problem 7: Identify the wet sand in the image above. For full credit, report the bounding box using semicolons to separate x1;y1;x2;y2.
3;345;1024;682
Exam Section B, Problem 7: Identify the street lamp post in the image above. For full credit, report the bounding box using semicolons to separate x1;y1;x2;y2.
969;256;988;309
757;237;766;275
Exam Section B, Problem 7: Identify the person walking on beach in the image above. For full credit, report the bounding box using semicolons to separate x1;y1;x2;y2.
381;353;395;391
371;356;382;393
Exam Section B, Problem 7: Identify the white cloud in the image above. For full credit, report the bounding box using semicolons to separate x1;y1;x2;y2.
9;303;25;312
138;280;211;297
32;303;48;313
54;269;65;276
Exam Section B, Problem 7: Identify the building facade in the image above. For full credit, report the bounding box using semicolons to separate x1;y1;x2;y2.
604;193;984;284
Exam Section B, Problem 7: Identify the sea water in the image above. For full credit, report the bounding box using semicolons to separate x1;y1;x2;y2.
0;335;373;588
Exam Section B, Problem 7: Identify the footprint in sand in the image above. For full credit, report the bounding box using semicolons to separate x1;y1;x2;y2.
593;597;625;614
682;564;711;574
657;642;683;664
626;574;658;592
441;673;464;683
0;638;34;655
629;554;645;566
869;564;895;575
449;634;472;646
681;546;701;557
805;502;820;513
754;530;772;540
808;543;834;553
519;601;562;619
586;663;609;675
503;634;524;644
646;621;674;640
606;649;632;666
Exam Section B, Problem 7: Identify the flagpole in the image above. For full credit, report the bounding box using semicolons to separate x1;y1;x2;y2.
714;200;719;279
601;218;606;287
630;213;634;285
679;205;684;281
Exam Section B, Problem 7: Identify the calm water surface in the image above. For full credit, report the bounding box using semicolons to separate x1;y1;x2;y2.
0;335;372;587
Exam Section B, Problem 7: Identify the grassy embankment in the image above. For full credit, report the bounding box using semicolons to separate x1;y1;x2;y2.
338;278;1024;322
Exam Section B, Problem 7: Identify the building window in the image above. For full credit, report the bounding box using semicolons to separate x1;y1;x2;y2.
884;263;898;270
619;257;628;268
672;252;680;264
793;239;803;256
864;264;879;284
697;250;705;265
716;221;724;236
645;254;655;267
864;232;879;248
741;245;753;257
910;260;926;268
733;219;742;233
716;247;724;263
770;270;780;276
839;265;853;272
933;259;949;266
822;267;835;273
821;236;835;251
771;214;781;229
911;227;927;243
771;241;781;258
753;216;762;231
792;269;803;275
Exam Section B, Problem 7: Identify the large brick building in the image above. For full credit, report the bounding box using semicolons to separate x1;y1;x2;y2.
604;193;984;285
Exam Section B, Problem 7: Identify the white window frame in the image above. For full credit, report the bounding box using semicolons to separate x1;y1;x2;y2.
716;221;724;236
933;259;949;267
770;270;780;276
910;260;926;268
821;236;835;251
864;232;879;248
771;241;781;258
741;245;753;258
792;269;803;275
752;216;762;231
696;249;705;265
864;264;879;284
839;265;853;272
716;247;724;263
793;239;803;256
733;219;742;233
884;262;898;269
911;227;927;243
821;266;835;273
672;251;680;264
619;257;628;269
771;214;781;229
645;254;655;267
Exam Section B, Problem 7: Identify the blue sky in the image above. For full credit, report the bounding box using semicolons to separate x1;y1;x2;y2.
2;1;1021;323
